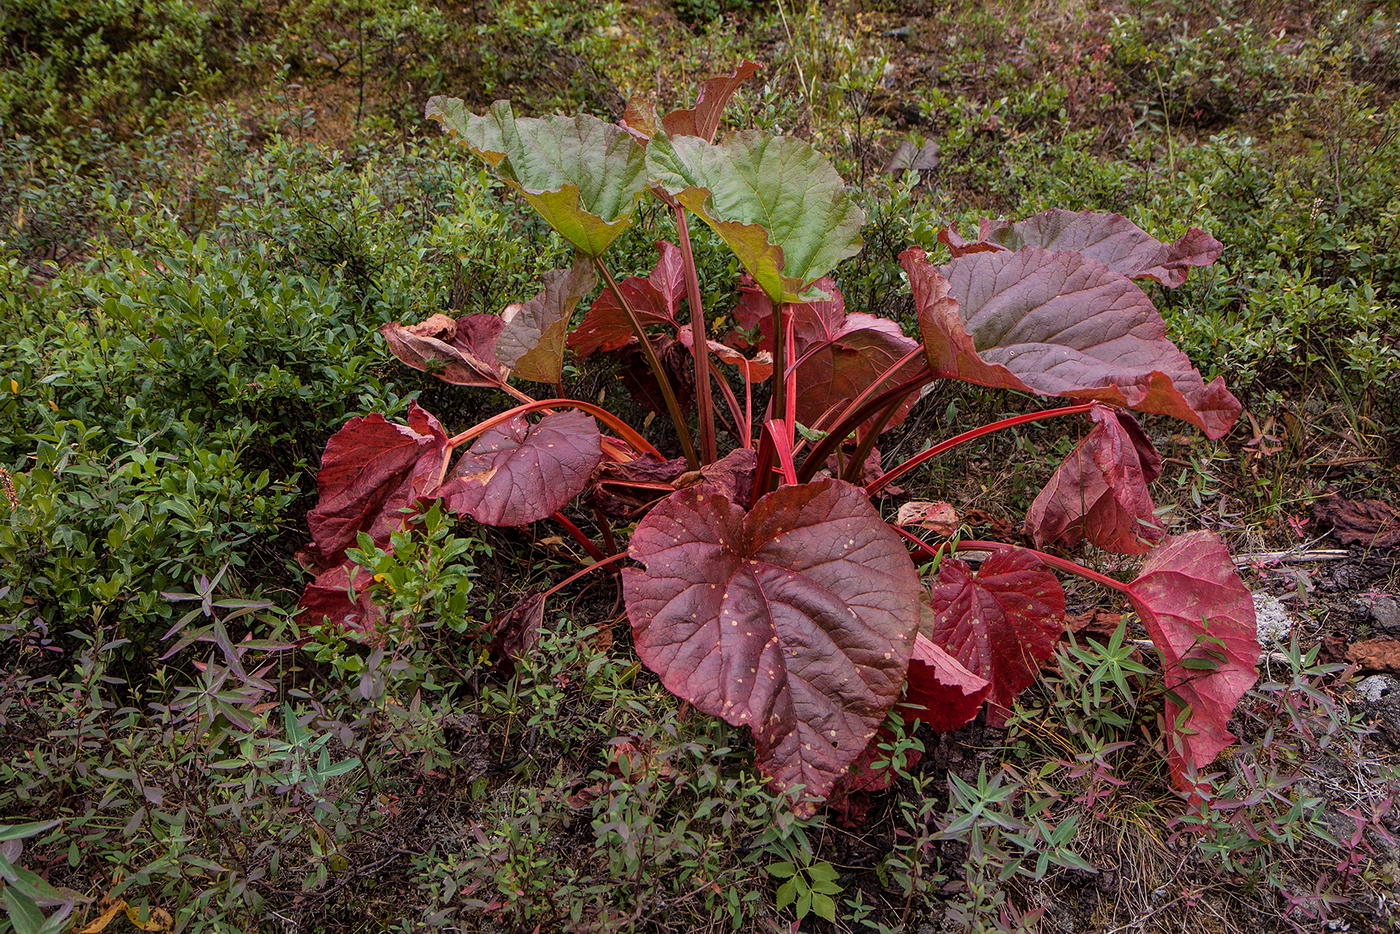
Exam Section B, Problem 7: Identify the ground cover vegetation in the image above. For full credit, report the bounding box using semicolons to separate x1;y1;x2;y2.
2;0;1399;931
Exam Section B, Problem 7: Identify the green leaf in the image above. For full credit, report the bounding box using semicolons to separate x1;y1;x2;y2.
647;131;864;302
426;98;647;257
765;861;797;879
811;891;838;922
775;878;796;911
3;888;45;934
0;821;60;843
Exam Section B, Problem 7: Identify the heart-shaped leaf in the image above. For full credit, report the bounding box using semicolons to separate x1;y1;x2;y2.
379;313;508;388
900;632;991;730
943;209;1222;288
733;278;921;431
1126;532;1259;788
440;409;603;526
427;98;647;257
647;132;864;302
623;61;759;143
1025;404;1166;554
307;403;448;568
622;478;921;808
570;241;685;357
902;247;1241;439
497;259;597;384
298;562;382;633
925;548;1066;725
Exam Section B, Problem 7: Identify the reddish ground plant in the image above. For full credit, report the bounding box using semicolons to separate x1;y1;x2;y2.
297;64;1258;814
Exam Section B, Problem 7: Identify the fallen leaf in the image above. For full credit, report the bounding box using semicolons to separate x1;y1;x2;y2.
1347;637;1400;673
1313;495;1400;548
896;501;959;536
78;900;126;934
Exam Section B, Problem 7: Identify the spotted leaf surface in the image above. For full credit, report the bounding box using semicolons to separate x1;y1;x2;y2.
622;478;921;808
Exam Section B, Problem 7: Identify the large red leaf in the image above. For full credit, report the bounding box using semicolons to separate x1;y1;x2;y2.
307;402;448;567
900;632;991;730
1126;532;1259;788
379;313;508;388
497;260;597;383
902;247;1241;439
1025;404;1166;555
942;209;1222;288
622;478;922;808
925;549;1066;725
569;242;685;357
733;277;921;431
440;409;603;526
298;562;383;633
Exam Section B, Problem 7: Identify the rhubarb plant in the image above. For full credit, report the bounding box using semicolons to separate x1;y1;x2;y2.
298;64;1259;813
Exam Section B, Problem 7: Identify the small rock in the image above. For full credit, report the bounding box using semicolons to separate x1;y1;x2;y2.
1356;674;1400;703
1252;592;1293;645
1367;594;1400;631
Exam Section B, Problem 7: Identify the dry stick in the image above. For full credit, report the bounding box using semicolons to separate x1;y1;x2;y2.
674;207;718;463
593;258;699;469
867;403;1097;496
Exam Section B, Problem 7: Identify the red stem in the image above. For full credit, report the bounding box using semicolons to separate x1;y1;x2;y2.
674;207;717;464
552;512;606;563
540;552;627;601
892;526;1130;593
446;398;662;459
867;403;1096;496
594;257;699;469
796;367;933;482
590;505;618;555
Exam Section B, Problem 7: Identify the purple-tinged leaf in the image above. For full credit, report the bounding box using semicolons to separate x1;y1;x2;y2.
925;549;1066;725
943;209;1222;287
307;403;448;568
902;247;1242;439
733;278;921;432
900;633;991;731
497;260;596;384
1025;404;1166;555
1126;532;1259;789
379;314;508;388
622;478;922;809
570;242;685;357
587;453;689;517
440;409;603;526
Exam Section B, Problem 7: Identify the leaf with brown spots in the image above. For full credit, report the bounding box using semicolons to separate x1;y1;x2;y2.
622;477;922;809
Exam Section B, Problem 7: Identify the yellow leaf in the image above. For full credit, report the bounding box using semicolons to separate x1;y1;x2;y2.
8;379;17;393
78;900;126;933
125;905;173;931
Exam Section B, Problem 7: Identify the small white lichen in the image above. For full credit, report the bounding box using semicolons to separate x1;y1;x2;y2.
1357;674;1400;704
1252;592;1293;646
